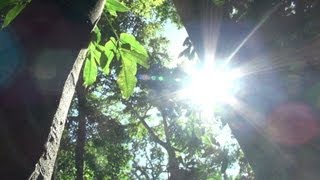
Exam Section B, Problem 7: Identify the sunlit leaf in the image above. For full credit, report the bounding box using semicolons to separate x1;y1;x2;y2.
83;56;98;86
92;49;101;64
88;43;102;65
105;38;117;52
88;42;95;51
106;0;129;17
95;43;105;52
120;33;148;57
102;38;117;75
2;3;26;28
120;48;149;68
117;57;137;99
93;26;101;43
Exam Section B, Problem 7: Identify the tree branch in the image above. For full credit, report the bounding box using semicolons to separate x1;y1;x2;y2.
139;115;169;150
159;108;171;146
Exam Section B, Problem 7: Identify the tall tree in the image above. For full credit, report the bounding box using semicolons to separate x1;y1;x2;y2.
173;0;320;179
0;0;104;178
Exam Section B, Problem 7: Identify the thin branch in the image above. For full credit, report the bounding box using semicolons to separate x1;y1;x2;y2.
160;108;171;145
139;116;168;149
133;162;151;180
127;103;170;150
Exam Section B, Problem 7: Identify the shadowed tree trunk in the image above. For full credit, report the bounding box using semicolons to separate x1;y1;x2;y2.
0;0;104;179
75;84;87;180
173;0;320;179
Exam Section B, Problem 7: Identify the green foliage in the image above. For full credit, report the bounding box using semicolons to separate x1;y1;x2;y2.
101;37;117;75
83;32;149;99
119;33;149;68
92;26;101;43
56;97;132;179
1;0;30;28
83;44;99;87
60;0;258;179
127;0;165;18
83;0;149;99
105;0;129;17
117;53;138;99
116;33;149;98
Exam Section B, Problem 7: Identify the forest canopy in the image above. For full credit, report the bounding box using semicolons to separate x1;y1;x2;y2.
1;0;320;179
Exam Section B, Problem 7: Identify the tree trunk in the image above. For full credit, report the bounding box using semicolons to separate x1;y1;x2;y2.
173;0;320;179
0;0;104;179
75;85;87;180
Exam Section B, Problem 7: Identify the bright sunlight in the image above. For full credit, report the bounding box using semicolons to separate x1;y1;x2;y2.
180;60;242;108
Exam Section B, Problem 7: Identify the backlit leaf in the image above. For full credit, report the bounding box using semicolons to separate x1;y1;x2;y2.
102;38;117;75
2;3;26;28
88;43;102;65
92;49;101;64
83;56;98;86
120;33;148;57
93;26;101;43
120;48;149;68
106;0;129;17
117;57;137;99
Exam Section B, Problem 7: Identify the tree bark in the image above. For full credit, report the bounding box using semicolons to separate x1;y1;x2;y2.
173;0;320;179
28;49;87;179
0;0;104;179
75;85;87;180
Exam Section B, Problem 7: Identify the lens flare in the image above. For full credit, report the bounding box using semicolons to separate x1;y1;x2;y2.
180;63;242;108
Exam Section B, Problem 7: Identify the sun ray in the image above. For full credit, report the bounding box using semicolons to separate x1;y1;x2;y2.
233;38;320;78
226;96;264;130
225;3;282;64
201;1;223;63
224;96;282;151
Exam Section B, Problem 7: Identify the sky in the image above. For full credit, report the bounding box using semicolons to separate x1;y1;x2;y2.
162;22;189;67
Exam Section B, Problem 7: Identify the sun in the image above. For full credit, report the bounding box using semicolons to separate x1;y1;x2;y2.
180;61;242;109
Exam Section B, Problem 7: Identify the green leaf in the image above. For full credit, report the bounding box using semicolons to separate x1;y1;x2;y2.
89;42;95;51
105;38;117;52
88;43;102;65
120;48;149;68
117;57;137;99
106;0;129;17
2;3;26;28
92;49;101;64
83;56;98;86
109;37;121;60
102;39;117;75
120;33;148;57
93;26;101;43
95;43;105;52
